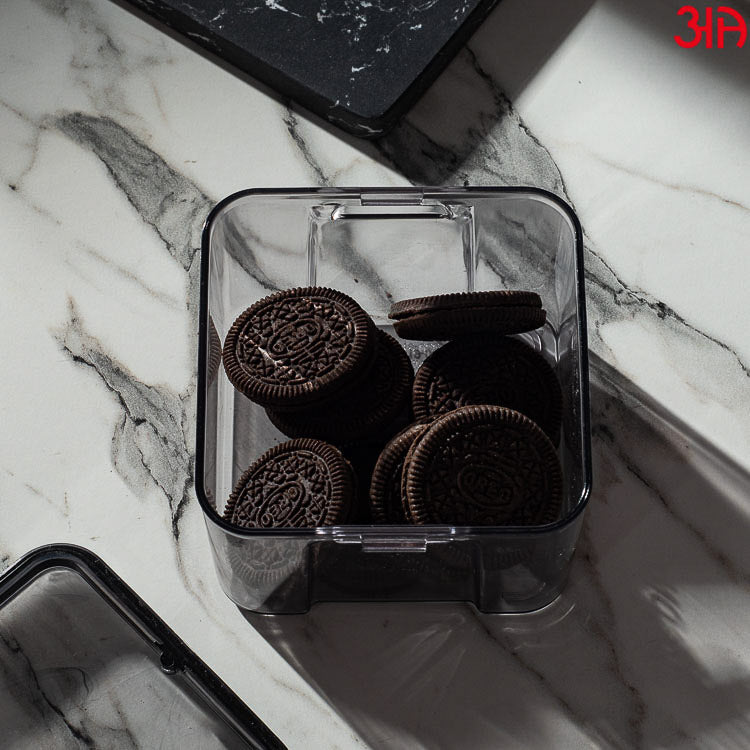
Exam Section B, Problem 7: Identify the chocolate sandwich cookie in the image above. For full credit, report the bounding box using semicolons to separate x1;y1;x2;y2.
225;536;305;590
338;441;387;524
224;438;354;528
405;405;562;526
369;418;434;524
207;317;223;387
266;330;414;444
223;287;376;408
399;420;434;522
389;290;545;340
412;334;562;441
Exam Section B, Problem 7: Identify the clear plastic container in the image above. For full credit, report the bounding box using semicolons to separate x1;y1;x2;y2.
196;187;592;614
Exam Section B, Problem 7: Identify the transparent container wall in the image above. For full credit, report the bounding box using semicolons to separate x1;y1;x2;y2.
0;563;261;748
198;188;591;614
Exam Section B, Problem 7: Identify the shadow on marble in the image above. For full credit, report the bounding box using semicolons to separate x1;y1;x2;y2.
376;0;750;188
373;0;595;187
243;363;750;749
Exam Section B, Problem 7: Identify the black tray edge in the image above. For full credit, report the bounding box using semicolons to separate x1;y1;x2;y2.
0;543;286;750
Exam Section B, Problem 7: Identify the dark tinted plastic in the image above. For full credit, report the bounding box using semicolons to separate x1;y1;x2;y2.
196;187;592;614
0;545;285;749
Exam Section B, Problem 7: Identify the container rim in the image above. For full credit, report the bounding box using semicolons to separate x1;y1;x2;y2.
194;186;592;538
0;544;285;748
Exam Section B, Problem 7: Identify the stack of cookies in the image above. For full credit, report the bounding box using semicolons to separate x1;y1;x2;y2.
372;291;563;527
220;286;563;530
221;287;412;528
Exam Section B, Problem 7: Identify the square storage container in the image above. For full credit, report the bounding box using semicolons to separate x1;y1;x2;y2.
196;187;591;614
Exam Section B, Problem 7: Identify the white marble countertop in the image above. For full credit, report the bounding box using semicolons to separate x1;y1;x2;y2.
1;0;749;747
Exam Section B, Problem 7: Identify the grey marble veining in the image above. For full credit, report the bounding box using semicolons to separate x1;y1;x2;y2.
1;0;749;747
55;113;210;273
48;113;207;558
56;301;193;538
377;47;568;193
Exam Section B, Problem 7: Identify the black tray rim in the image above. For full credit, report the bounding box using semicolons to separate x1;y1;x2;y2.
0;543;285;750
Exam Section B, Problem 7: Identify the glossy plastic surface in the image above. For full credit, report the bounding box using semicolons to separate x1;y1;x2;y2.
196;188;591;613
0;545;284;748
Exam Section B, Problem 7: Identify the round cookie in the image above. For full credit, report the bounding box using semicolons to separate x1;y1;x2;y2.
399;420;435;522
225;536;306;590
388;290;545;340
222;287;375;408
405;405;562;527
412;334;562;441
339;441;388;524
266;330;414;444
224;438;354;528
369;419;434;524
206;316;223;387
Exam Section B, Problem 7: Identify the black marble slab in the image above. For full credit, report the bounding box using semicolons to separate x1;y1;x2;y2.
120;0;500;136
